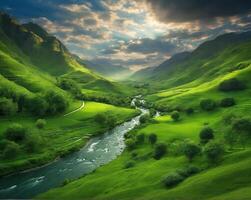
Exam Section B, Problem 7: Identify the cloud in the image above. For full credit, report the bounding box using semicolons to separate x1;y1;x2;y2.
145;0;251;23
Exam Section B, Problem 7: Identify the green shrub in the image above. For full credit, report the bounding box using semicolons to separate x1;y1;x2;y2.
176;165;200;178
200;99;216;111
4;123;26;142
199;127;214;144
125;138;136;150
124;161;135;169
3;142;21;159
57;78;82;99
148;133;157;145
28;96;48;116
153;143;167;160
163;173;185;187
139;114;150;124
204;141;224;163
219;78;246;92
183;142;201;162
232;118;251;148
0;97;17;116
171;111;180;121
25;133;43;153
220;98;236;107
35;119;47;129
44;90;68;114
186;108;194;115
94;113;116;129
136;133;145;144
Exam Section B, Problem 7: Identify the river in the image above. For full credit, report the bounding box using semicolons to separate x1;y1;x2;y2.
0;98;148;199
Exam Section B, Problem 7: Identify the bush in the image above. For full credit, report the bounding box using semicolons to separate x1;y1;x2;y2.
171;111;180;121
139;114;150;124
4;123;26;142
35;119;47;129
125;138;136;150
136;133;145;144
163;173;185;187
153;143;167;160
94;113;116;129
176;166;200;178
28;96;48;116
44;90;68;114
186;108;194;115
220;98;236;107
219;78;246;92
57;78;82;99
3;142;21;159
25;133;43;153
232;118;251;148
199;127;214;144
183;142;201;162
0;97;17;116
124;161;135;169
148;133;157;145
204;141;224;163
200;99;216;111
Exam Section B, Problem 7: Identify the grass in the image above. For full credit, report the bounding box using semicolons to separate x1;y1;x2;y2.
0;101;139;176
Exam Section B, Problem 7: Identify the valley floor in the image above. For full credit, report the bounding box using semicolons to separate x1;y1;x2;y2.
0;101;139;177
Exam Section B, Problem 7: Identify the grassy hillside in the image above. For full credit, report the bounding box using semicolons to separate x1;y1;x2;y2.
39;31;251;200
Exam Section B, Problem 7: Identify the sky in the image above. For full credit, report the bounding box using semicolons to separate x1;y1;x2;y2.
1;0;251;71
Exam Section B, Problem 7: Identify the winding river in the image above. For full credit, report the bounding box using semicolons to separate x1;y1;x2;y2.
0;98;148;199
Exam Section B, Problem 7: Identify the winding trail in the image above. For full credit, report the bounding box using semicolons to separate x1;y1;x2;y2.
64;101;85;117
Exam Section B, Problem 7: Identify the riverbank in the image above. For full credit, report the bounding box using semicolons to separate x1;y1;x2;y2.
0;101;140;177
0;101;145;199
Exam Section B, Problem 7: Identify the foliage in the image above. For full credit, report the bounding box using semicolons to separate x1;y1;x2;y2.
163;172;185;188
94;113;116;129
57;78;82;99
35;119;47;129
199;127;214;144
219;78;246;92
171;111;180;121
139;114;150;124
0;97;17;116
2;141;21;159
27;96;48;116
176;165;200;178
186;107;194;115
148;133;157;145
204;141;224;164
124;161;135;169
220;97;236;107
232;118;251;148
136;133;145;144
125;138;136;150
183;142;201;162
4;123;26;142
153;143;167;160
200;99;217;111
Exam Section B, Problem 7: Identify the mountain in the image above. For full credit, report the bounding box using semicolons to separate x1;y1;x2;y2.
133;31;251;90
0;12;107;97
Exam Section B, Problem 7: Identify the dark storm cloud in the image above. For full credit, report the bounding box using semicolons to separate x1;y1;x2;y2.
146;0;251;23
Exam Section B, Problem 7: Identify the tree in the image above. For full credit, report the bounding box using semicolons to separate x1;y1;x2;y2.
200;99;216;111
3;141;21;159
199;127;214;144
163;173;184;188
224;130;237;150
219;78;246;92
58;78;82;99
183;142;201;162
0;97;17;116
139;114;150;124
220;98;236;107
153;143;167;160
136;133;145;144
148;133;157;145
171;111;180;121
204;141;224;164
125;138;136;150
35;119;47;129
17;94;26;112
44;90;68;114
28;96;48;116
4;123;26;142
232;118;251;148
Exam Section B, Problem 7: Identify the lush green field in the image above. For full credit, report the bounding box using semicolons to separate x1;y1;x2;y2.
38;97;251;200
0;101;139;176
